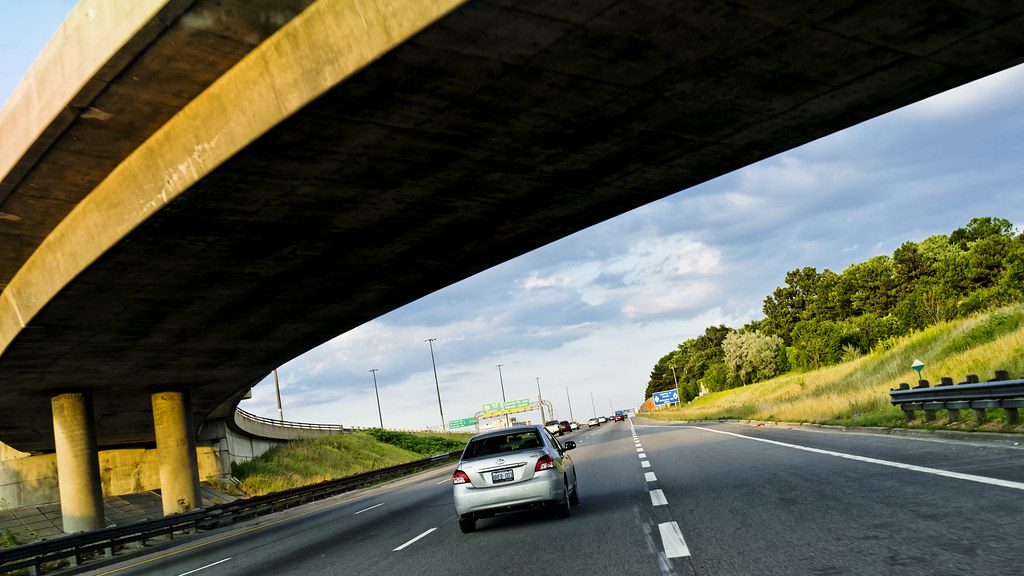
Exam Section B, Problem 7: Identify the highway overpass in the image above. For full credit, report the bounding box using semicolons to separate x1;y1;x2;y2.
2;0;1024;529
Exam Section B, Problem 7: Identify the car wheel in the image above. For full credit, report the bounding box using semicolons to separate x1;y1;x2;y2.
555;481;571;519
458;517;476;533
569;477;579;506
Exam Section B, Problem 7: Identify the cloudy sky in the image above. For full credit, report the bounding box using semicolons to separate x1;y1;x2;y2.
4;4;1024;430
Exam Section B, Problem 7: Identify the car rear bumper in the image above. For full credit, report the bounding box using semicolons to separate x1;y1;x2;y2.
454;472;565;517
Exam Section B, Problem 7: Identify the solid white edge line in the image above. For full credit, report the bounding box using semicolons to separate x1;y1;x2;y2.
659;522;691;558
354;503;384;514
641;460;651;468
676;426;1024;492
177;558;232;576
393;527;437;551
645;472;658;482
649;489;668;506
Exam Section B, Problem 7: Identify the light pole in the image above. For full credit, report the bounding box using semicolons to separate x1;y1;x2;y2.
670;365;680;401
497;364;509;427
590;391;597;418
425;338;445;431
273;369;284;421
608;396;613;413
369;368;383;428
536;377;545;422
565;386;574;421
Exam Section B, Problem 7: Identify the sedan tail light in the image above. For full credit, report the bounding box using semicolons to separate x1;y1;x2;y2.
452;470;471;484
535;454;555;471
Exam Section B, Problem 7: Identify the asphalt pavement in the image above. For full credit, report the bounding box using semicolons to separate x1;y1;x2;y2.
79;419;1024;576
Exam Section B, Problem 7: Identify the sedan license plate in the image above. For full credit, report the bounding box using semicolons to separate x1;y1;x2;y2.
491;469;515;483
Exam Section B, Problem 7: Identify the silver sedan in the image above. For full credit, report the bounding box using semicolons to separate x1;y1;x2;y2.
452;424;578;533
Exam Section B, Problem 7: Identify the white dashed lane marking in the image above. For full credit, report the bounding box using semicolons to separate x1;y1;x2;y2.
645;472;657;482
650;489;668;506
641;460;651;468
393;528;437;551
659;522;691;558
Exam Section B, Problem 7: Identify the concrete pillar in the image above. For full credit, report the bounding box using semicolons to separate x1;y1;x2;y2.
151;390;202;515
51;392;105;533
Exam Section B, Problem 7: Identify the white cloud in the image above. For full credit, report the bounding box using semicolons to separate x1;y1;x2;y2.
904;64;1024;120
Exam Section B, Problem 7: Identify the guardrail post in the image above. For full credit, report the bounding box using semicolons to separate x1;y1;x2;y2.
965;374;979;383
992;369;1010;381
1006;404;1021;425
914;379;929;389
938;377;953;386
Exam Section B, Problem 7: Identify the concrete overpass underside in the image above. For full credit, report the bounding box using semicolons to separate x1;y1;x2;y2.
3;0;1024;459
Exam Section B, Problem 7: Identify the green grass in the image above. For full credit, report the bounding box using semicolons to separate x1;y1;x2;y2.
231;430;470;496
1;529;19;548
362;428;469;455
646;304;1024;434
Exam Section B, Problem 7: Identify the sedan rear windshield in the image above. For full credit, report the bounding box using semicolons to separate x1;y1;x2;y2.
464;431;543;459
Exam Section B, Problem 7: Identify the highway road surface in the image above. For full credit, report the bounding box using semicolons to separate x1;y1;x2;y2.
80;419;1024;576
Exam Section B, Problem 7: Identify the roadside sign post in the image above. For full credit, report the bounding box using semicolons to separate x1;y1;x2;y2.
911;359;925;381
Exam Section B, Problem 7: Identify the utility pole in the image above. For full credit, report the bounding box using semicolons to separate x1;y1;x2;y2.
670;365;680;404
497;364;509;427
565;386;574;421
536;377;545;422
369;368;383;428
273;369;284;421
425;338;445;431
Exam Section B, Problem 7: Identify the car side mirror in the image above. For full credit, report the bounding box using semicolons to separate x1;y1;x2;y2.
563;441;576;451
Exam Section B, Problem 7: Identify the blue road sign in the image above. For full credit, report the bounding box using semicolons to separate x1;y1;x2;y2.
652;389;679;406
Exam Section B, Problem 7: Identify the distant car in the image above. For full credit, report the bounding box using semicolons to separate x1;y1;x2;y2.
613;414;625;422
452;424;578;533
597;416;607;424
569;421;580;431
587;417;600;427
544;420;562;435
558;420;572;433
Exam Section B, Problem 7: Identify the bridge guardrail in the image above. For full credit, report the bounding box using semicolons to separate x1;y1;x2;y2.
888;369;1024;424
0;451;461;575
233;408;434;435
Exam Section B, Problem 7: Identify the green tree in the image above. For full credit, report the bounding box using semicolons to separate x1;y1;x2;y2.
722;330;786;385
762;267;824;342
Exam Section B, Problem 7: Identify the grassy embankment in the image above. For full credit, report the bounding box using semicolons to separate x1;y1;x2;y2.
646;304;1024;433
231;429;472;496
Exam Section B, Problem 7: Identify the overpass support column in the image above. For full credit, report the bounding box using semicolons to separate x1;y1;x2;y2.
51;392;105;533
151;390;202;515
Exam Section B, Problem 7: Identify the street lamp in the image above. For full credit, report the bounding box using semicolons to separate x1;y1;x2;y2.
565;386;574;421
590;391;597;418
497;364;509;427
425;338;445;431
273;369;284;421
369;368;383;428
536;377;545;422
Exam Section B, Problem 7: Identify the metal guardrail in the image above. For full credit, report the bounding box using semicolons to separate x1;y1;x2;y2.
233;408;435;434
0;451;462;575
889;369;1024;424
235;408;346;431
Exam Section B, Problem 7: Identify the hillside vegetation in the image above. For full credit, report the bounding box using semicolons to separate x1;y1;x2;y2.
646;305;1024;433
232;429;470;496
646;217;1024;403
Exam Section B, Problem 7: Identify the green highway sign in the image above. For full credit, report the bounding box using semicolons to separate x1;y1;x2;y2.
449;417;478;429
482;402;502;412
503;398;530;410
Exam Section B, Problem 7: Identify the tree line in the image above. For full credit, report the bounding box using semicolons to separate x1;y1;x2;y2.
645;217;1024;401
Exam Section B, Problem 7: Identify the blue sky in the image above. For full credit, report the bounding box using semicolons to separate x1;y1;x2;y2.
4;4;1024;430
